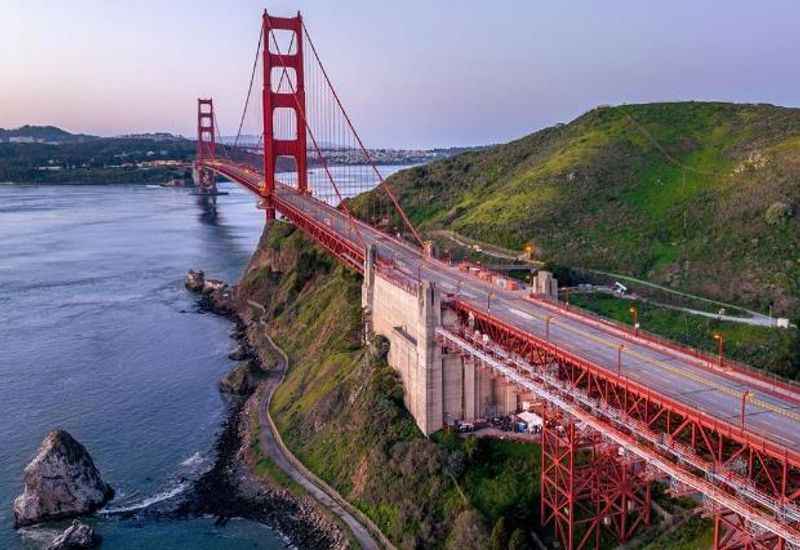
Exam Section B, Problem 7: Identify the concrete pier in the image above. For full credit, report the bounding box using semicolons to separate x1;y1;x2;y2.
362;245;522;434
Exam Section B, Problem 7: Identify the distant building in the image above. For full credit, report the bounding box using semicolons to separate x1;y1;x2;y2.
9;136;37;144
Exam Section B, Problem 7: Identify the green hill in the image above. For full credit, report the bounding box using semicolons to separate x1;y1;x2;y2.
360;102;800;316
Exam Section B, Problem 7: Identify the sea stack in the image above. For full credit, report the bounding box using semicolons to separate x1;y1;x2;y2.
13;430;114;527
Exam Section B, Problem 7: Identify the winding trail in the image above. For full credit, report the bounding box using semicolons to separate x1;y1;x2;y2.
253;323;389;550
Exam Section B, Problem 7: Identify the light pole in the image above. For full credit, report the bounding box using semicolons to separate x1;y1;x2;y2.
629;305;639;336
618;344;624;376
488;291;496;312
546;316;553;341
713;332;725;369
524;244;535;261
740;390;751;428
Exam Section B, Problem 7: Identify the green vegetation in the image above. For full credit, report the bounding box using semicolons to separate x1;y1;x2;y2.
355;102;800;317
570;292;800;379
641;516;714;550
0;135;195;183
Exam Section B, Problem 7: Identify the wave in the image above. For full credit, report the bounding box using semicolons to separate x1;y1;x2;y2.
100;482;188;515
180;451;206;468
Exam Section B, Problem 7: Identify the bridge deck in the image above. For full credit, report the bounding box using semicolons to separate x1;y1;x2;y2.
210;160;800;456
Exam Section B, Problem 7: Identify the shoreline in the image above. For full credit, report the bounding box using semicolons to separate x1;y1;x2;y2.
175;281;350;549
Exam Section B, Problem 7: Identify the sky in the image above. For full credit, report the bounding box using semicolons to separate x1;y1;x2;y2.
2;0;799;148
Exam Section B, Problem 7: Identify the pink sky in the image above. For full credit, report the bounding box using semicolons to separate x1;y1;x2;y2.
2;0;799;148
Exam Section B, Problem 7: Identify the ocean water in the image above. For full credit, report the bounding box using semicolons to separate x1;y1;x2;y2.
0;166;408;549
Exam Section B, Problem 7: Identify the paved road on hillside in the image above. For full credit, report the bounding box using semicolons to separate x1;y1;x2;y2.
254;325;382;550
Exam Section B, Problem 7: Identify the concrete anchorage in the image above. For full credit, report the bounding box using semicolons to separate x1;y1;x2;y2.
362;245;525;434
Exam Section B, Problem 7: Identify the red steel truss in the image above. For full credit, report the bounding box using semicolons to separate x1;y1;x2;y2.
443;299;800;549
540;410;652;550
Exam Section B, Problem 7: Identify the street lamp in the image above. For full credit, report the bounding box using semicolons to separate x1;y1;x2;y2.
740;390;751;428
545;316;554;340
618;344;624;376
524;244;535;260
629;305;639;336
713;332;725;369
488;291;496;311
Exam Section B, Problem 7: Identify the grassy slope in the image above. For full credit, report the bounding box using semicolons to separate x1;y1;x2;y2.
237;223;541;548
356;102;800;316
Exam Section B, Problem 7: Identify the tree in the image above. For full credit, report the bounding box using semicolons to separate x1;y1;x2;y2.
489;517;510;550
508;528;529;550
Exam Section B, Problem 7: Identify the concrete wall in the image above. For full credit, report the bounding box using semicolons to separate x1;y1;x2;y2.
362;245;522;434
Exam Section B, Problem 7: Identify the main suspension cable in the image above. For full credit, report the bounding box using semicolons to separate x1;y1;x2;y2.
301;19;425;250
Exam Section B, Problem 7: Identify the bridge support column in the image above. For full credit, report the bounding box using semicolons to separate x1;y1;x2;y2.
195;98;218;194
262;11;308;213
541;409;652;550
416;281;443;433
362;244;376;341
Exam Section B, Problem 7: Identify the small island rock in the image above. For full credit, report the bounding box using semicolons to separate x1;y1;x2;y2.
13;430;114;527
185;269;205;291
47;520;100;549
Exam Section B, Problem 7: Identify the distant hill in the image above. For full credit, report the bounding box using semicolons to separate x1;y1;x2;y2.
360;102;800;315
0;125;97;144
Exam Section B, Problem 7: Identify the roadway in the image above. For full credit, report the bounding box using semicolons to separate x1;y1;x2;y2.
209;161;800;456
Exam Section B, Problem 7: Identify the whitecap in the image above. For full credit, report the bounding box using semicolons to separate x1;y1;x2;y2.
180;451;206;468
99;482;187;514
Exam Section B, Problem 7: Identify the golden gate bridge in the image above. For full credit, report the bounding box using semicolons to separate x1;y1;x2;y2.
193;10;800;550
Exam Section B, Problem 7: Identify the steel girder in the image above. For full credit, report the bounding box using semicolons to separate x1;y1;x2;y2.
446;299;800;549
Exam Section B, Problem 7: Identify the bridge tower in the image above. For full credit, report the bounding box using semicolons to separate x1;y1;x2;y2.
193;98;217;194
262;10;308;221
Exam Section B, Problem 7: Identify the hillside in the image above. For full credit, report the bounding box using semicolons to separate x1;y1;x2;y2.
0;125;96;143
235;223;543;548
359;102;800;316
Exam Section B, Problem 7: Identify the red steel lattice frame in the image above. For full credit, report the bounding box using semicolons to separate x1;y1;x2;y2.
447;299;800;549
540;412;652;550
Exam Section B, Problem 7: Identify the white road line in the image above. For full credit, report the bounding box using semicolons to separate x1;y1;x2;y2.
510;307;535;321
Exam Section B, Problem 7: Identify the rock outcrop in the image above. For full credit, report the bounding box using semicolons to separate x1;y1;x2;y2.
218;361;264;396
13;430;114;527
186;269;235;315
185;269;205;292
47;520;100;549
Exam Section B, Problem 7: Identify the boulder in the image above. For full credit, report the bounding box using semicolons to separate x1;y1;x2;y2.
218;361;263;396
13;430;114;527
228;344;252;361
47;520;100;549
185;269;205;292
201;278;226;295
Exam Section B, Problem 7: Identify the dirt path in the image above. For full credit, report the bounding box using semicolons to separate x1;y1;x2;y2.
255;331;388;550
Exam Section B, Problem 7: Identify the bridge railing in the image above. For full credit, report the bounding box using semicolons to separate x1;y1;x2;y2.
374;258;418;296
525;293;800;399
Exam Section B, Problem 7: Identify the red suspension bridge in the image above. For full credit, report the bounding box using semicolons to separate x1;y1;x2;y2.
194;10;800;550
